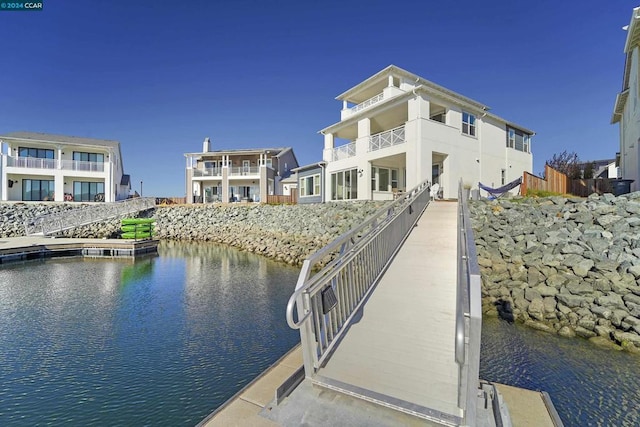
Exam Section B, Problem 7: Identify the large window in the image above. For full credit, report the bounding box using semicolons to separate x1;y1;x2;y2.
22;179;54;201
73;181;105;202
73;152;104;163
19;147;54;159
331;168;358;200
506;127;531;153
300;174;321;197
462;112;476;136
371;166;399;192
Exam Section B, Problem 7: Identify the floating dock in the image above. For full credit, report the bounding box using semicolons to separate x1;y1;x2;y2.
0;236;158;264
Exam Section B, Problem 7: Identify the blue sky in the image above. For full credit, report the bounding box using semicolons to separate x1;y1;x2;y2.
0;0;633;196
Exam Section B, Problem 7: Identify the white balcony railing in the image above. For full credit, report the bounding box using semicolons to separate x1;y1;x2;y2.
369;126;406;152
193;168;222;177
331;142;356;161
230;166;260;176
60;159;105;172
350;92;384;114
5;156;105;172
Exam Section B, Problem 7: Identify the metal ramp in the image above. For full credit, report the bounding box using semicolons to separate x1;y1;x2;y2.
285;181;486;426
24;197;156;236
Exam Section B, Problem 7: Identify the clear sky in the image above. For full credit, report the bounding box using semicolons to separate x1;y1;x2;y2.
0;0;633;196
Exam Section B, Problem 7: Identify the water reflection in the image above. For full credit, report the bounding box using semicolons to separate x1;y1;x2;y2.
0;242;301;426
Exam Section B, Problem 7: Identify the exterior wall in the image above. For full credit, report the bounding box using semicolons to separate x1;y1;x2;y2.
297;166;324;204
620;47;640;191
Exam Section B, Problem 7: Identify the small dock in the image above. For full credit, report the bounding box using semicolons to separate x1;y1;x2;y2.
0;236;158;264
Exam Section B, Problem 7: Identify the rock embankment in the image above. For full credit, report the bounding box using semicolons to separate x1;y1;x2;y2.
470;192;640;352
148;202;384;264
0;201;384;265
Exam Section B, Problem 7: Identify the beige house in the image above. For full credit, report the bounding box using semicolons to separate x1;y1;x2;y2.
185;138;298;203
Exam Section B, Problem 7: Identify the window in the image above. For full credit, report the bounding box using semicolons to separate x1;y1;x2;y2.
73;181;105;202
371;166;398;192
506;127;531;153
73;152;104;163
462;112;476;136
501;169;506;185
22;179;54;201
19;147;54;159
300;174;321;197
331;169;358;200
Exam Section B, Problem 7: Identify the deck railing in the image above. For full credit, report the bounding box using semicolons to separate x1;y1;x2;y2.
286;179;430;375
6;156;105;172
369;125;405;152
331;142;356;161
193;168;222;177
24;197;156;236
350;92;384;114
455;179;482;424
229;166;260;176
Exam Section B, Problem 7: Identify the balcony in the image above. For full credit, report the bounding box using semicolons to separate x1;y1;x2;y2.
341;92;384;119
229;166;260;176
193;167;222;177
5;156;105;172
369;126;405;152
331;142;356;161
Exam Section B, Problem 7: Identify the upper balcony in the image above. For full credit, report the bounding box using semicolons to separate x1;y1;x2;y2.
327;125;407;162
369;126;406;152
5;155;106;172
340;85;405;121
191;165;264;178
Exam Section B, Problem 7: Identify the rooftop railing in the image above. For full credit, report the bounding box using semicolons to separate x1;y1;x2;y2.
24;197;156;236
350;92;384;114
286;179;430;375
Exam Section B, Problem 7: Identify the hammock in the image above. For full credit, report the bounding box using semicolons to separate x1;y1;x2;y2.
478;177;522;198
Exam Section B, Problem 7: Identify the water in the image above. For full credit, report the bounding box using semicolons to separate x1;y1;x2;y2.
481;317;640;426
1;242;639;426
0;241;300;426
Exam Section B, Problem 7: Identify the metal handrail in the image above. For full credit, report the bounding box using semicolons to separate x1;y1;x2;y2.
286;179;430;373
455;180;482;423
24;197;156;236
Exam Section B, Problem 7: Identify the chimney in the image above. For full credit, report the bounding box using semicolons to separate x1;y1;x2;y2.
203;137;211;152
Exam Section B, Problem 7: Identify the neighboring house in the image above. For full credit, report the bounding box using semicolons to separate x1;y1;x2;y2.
0;132;130;202
184;138;298;203
280;171;298;197
575;158;618;179
612;6;640;192
294;162;326;204
320;65;534;200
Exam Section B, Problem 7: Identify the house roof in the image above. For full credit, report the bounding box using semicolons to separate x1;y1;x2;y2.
322;65;534;135
336;65;488;110
184;147;292;157
291;161;327;173
613;7;640;123
0;131;121;149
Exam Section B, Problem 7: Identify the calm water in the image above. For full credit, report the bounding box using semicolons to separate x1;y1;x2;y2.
0;242;639;426
0;241;300;426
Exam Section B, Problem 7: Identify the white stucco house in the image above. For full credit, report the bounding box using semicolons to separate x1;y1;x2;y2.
185;138;299;203
612;6;640;192
320;65;534;200
0;132;130;202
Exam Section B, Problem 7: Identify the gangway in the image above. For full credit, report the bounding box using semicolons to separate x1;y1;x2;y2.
283;180;497;426
24;197;156;236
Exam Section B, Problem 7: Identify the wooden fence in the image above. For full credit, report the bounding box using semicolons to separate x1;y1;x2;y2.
521;165;613;197
266;193;298;204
